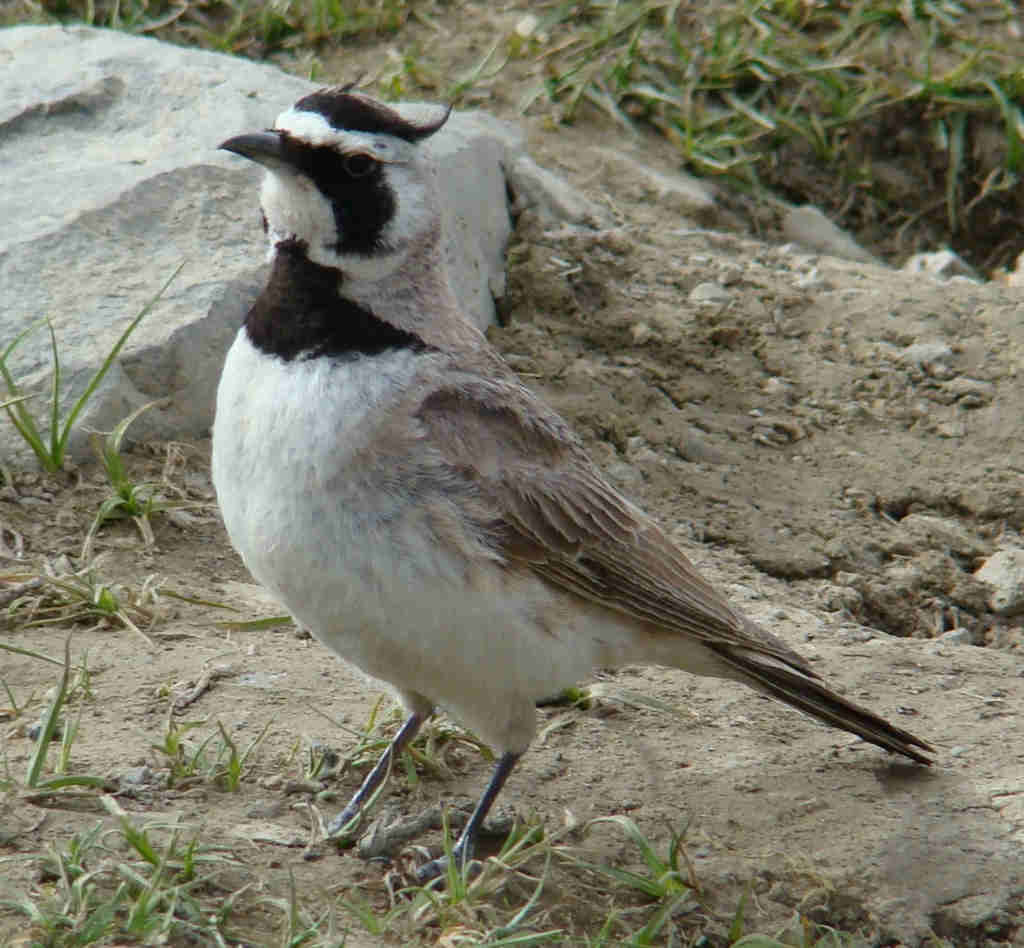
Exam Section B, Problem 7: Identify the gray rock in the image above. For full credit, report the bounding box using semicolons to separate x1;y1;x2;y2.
506;153;610;227
688;282;732;304
0;26;591;467
900;341;955;377
942;376;995;407
594;147;716;218
975;550;1024;615
781;205;880;264
902;248;980;282
888;513;988;559
118;765;155;788
793;266;829;290
937;627;975;646
1007;248;1024;288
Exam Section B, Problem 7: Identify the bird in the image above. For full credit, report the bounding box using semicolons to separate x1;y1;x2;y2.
212;87;933;881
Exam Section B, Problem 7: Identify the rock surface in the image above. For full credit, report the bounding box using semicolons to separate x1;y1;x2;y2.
0;26;586;463
976;550;1024;616
782;204;881;264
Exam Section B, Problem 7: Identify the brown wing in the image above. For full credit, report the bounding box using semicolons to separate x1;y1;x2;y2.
416;374;814;674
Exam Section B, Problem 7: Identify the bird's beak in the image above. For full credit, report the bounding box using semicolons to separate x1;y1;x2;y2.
219;131;287;170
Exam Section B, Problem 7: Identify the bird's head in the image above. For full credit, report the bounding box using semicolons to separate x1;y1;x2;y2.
221;89;450;282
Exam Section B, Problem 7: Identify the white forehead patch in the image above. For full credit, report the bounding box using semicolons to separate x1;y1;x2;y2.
274;106;416;163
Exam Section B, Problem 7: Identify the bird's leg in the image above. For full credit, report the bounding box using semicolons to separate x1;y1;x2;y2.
326;710;428;838
414;750;521;883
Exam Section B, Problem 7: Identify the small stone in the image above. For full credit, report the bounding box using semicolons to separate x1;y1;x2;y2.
817;583;862;613
625;435;646;457
900;341;956;378
674;426;732;466
938;628;973;646
119;765;154;787
902;249;980;281
27;719;63;741
630;322;653;344
761;376;792;397
1004;248;1024;287
782;205;879;264
975;550;1024;615
689;281;732;304
838;625;876;645
942;376;995;407
794;267;829;290
515;13;539;37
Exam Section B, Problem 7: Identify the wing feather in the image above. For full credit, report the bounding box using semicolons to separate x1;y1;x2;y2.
416;375;811;673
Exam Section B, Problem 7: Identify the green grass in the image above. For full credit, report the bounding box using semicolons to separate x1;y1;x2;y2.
149;714;271;790
6;1;1020;266
21;639;108;793
519;0;1022;267
0;263;183;473
1;800;247;946
4;556;168;646
3;0;411;51
81;401;199;560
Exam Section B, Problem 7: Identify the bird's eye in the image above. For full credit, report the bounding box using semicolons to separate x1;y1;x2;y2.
344;153;377;178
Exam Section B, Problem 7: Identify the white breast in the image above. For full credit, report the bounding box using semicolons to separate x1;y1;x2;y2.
212;331;424;606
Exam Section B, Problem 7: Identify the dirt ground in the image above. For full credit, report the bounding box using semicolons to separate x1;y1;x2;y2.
3;8;1024;947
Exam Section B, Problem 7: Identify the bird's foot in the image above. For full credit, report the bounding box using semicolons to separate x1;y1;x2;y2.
412;842;476;885
410;805;518;883
325;804;362;840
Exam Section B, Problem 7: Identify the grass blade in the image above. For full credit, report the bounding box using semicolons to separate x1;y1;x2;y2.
55;260;186;467
46;321;61;465
0;319;51;468
25;637;72;788
0;641;64;666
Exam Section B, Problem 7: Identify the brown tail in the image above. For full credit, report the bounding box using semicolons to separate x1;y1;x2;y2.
712;645;934;765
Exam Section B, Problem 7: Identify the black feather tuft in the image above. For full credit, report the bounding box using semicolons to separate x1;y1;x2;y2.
295;90;450;143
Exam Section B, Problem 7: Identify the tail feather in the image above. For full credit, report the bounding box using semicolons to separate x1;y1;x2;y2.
713;646;934;765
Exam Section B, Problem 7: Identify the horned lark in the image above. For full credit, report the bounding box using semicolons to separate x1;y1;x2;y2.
213;89;933;880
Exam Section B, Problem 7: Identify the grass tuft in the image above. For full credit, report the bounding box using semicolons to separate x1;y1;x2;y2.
2;800;244;946
4;556;168;646
0;263;183;472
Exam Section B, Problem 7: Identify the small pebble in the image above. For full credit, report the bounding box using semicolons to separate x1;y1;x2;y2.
119;766;154;787
27;720;63;741
689;281;732;303
794;267;829;290
938;628;973;646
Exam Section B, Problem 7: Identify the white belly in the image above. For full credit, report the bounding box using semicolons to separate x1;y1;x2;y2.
211;332;610;751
